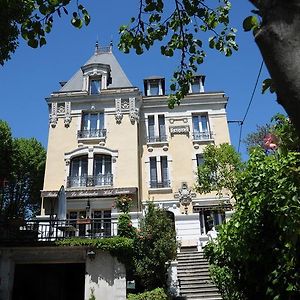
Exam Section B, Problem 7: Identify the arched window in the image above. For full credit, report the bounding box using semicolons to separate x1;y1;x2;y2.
68;156;88;187
93;154;112;186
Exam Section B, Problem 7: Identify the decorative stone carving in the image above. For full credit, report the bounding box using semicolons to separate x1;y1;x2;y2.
64;101;72;127
129;97;139;123
121;100;129;110
174;182;196;214
115;98;123;123
57;105;65;114
169;117;188;124
169;125;190;136
49;102;58;128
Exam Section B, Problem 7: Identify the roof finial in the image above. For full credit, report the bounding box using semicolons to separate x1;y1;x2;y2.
109;36;113;52
95;39;99;55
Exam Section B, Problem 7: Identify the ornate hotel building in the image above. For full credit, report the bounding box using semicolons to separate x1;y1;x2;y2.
40;44;231;247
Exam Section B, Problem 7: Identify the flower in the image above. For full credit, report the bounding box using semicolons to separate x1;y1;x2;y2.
114;195;133;213
263;133;278;150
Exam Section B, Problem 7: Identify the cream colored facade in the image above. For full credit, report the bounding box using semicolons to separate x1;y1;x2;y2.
40;45;231;246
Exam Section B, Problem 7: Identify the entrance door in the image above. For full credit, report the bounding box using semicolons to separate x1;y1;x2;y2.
13;263;85;300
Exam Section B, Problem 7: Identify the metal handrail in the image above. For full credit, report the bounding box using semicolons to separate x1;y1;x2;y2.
0;218;118;243
149;180;171;188
192;131;213;140
147;135;168;143
67;174;113;188
77;129;107;139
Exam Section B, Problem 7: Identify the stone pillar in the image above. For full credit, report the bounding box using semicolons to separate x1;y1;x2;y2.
85;251;126;300
0;250;14;300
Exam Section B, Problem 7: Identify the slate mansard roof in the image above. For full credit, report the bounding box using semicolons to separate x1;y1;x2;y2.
59;46;132;92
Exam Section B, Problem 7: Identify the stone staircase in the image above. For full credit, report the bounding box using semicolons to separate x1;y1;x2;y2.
177;247;222;300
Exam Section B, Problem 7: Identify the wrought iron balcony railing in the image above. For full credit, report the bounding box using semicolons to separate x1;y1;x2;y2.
0;218;117;244
192;131;213;141
149;180;171;189
77;129;107;139
67;174;113;188
147;135;168;143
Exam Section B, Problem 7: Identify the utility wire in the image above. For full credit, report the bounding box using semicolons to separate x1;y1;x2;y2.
237;61;264;152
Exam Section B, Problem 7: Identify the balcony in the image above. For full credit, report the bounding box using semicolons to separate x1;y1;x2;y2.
192;131;213;141
146;135;168;152
67;174;113;188
147;135;167;143
0;218;117;244
149;180;171;189
77;129;106;142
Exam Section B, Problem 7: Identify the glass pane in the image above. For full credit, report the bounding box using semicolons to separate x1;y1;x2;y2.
104;156;112;174
93;211;102;218
196;154;204;167
99;113;104;129
148;115;155;138
201;115;208;131
80;158;88;176
70;159;79;176
158;115;166;137
192;81;200;93
90;113;98;130
90;79;101;94
192;115;200;132
150;83;159;95
150;157;157;182
160;156;168;182
82;113;89;130
69;212;77;219
94;156;103;175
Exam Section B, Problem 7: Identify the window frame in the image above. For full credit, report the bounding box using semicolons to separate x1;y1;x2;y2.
89;76;102;95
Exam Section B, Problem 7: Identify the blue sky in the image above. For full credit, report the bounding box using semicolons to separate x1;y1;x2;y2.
0;0;284;158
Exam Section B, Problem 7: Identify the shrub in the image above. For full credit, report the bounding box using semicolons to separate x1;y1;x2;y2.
118;213;136;239
133;202;177;291
205;150;300;299
127;288;168;300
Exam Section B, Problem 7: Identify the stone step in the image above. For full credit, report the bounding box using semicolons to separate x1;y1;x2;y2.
178;265;209;271
178;256;208;261
181;290;221;297
178;252;205;257
179;276;212;283
178;269;211;276
180;284;217;290
182;295;222;300
177;260;209;265
180;284;219;291
180;247;199;252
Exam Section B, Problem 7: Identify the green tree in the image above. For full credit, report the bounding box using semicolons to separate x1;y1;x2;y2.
196;143;242;196
133;202;177;291
0;0;90;66
0;120;13;183
2;1;300;137
1;132;46;219
205;149;300;300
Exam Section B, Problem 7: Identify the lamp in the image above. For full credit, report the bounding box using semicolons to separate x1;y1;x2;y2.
86;199;90;212
87;249;96;260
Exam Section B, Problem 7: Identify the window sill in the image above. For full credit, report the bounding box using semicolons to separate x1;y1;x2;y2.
192;139;214;149
78;137;106;144
147;142;169;152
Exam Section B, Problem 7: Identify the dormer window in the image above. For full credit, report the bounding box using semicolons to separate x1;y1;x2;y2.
90;77;101;95
189;76;205;93
144;77;165;96
81;63;111;93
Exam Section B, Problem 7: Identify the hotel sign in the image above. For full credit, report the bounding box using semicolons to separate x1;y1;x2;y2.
169;125;190;135
41;187;138;199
